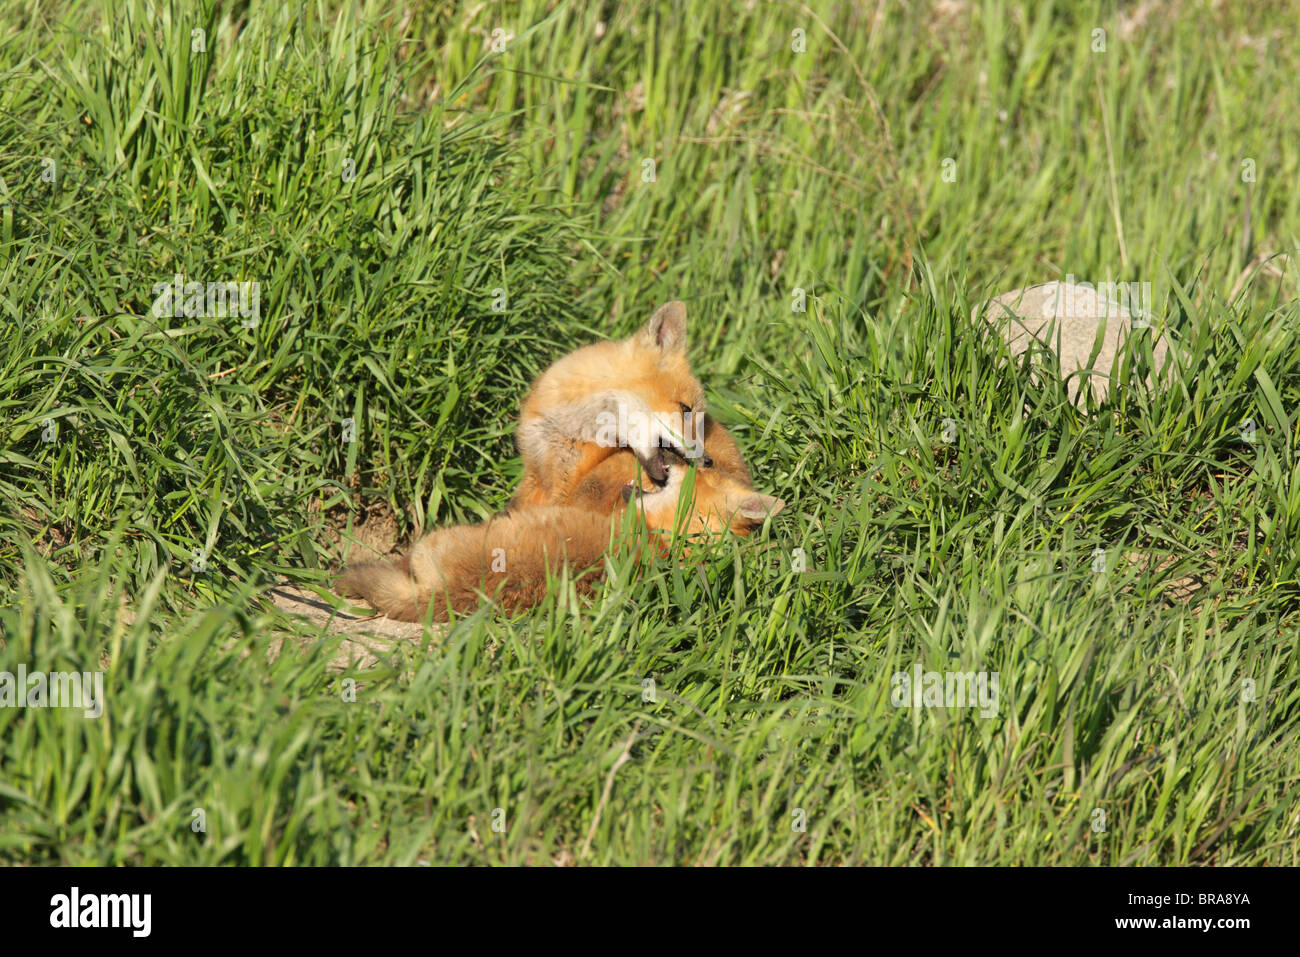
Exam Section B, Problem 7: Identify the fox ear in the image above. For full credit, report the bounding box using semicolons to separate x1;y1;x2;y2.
643;301;687;353
737;493;785;523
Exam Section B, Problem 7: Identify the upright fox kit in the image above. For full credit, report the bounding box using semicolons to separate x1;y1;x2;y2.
512;301;709;509
337;453;784;623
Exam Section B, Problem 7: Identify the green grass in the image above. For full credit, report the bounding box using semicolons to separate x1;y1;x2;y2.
1;0;1298;864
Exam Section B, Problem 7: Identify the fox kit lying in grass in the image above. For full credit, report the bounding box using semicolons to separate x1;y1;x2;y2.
337;451;783;623
511;301;710;509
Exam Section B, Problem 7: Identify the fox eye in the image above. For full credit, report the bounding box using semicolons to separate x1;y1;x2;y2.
678;402;692;414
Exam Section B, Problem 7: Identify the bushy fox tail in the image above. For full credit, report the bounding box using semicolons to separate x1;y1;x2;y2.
335;557;424;622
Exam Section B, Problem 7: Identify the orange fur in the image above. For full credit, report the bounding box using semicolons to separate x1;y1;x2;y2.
513;301;709;507
336;457;784;623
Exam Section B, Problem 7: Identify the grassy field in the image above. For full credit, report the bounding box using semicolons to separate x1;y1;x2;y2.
2;0;1298;865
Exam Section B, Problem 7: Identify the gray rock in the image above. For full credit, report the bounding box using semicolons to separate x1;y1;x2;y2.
978;281;1181;407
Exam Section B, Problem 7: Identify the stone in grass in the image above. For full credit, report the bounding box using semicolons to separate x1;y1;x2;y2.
978;281;1181;408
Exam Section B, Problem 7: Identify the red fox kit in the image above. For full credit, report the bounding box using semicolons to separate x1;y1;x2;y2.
512;301;709;509
336;452;784;623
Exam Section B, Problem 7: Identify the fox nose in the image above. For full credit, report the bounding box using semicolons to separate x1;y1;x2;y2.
702;454;714;468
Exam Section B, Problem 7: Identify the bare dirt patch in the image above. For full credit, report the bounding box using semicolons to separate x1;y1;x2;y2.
314;497;409;564
266;581;434;668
